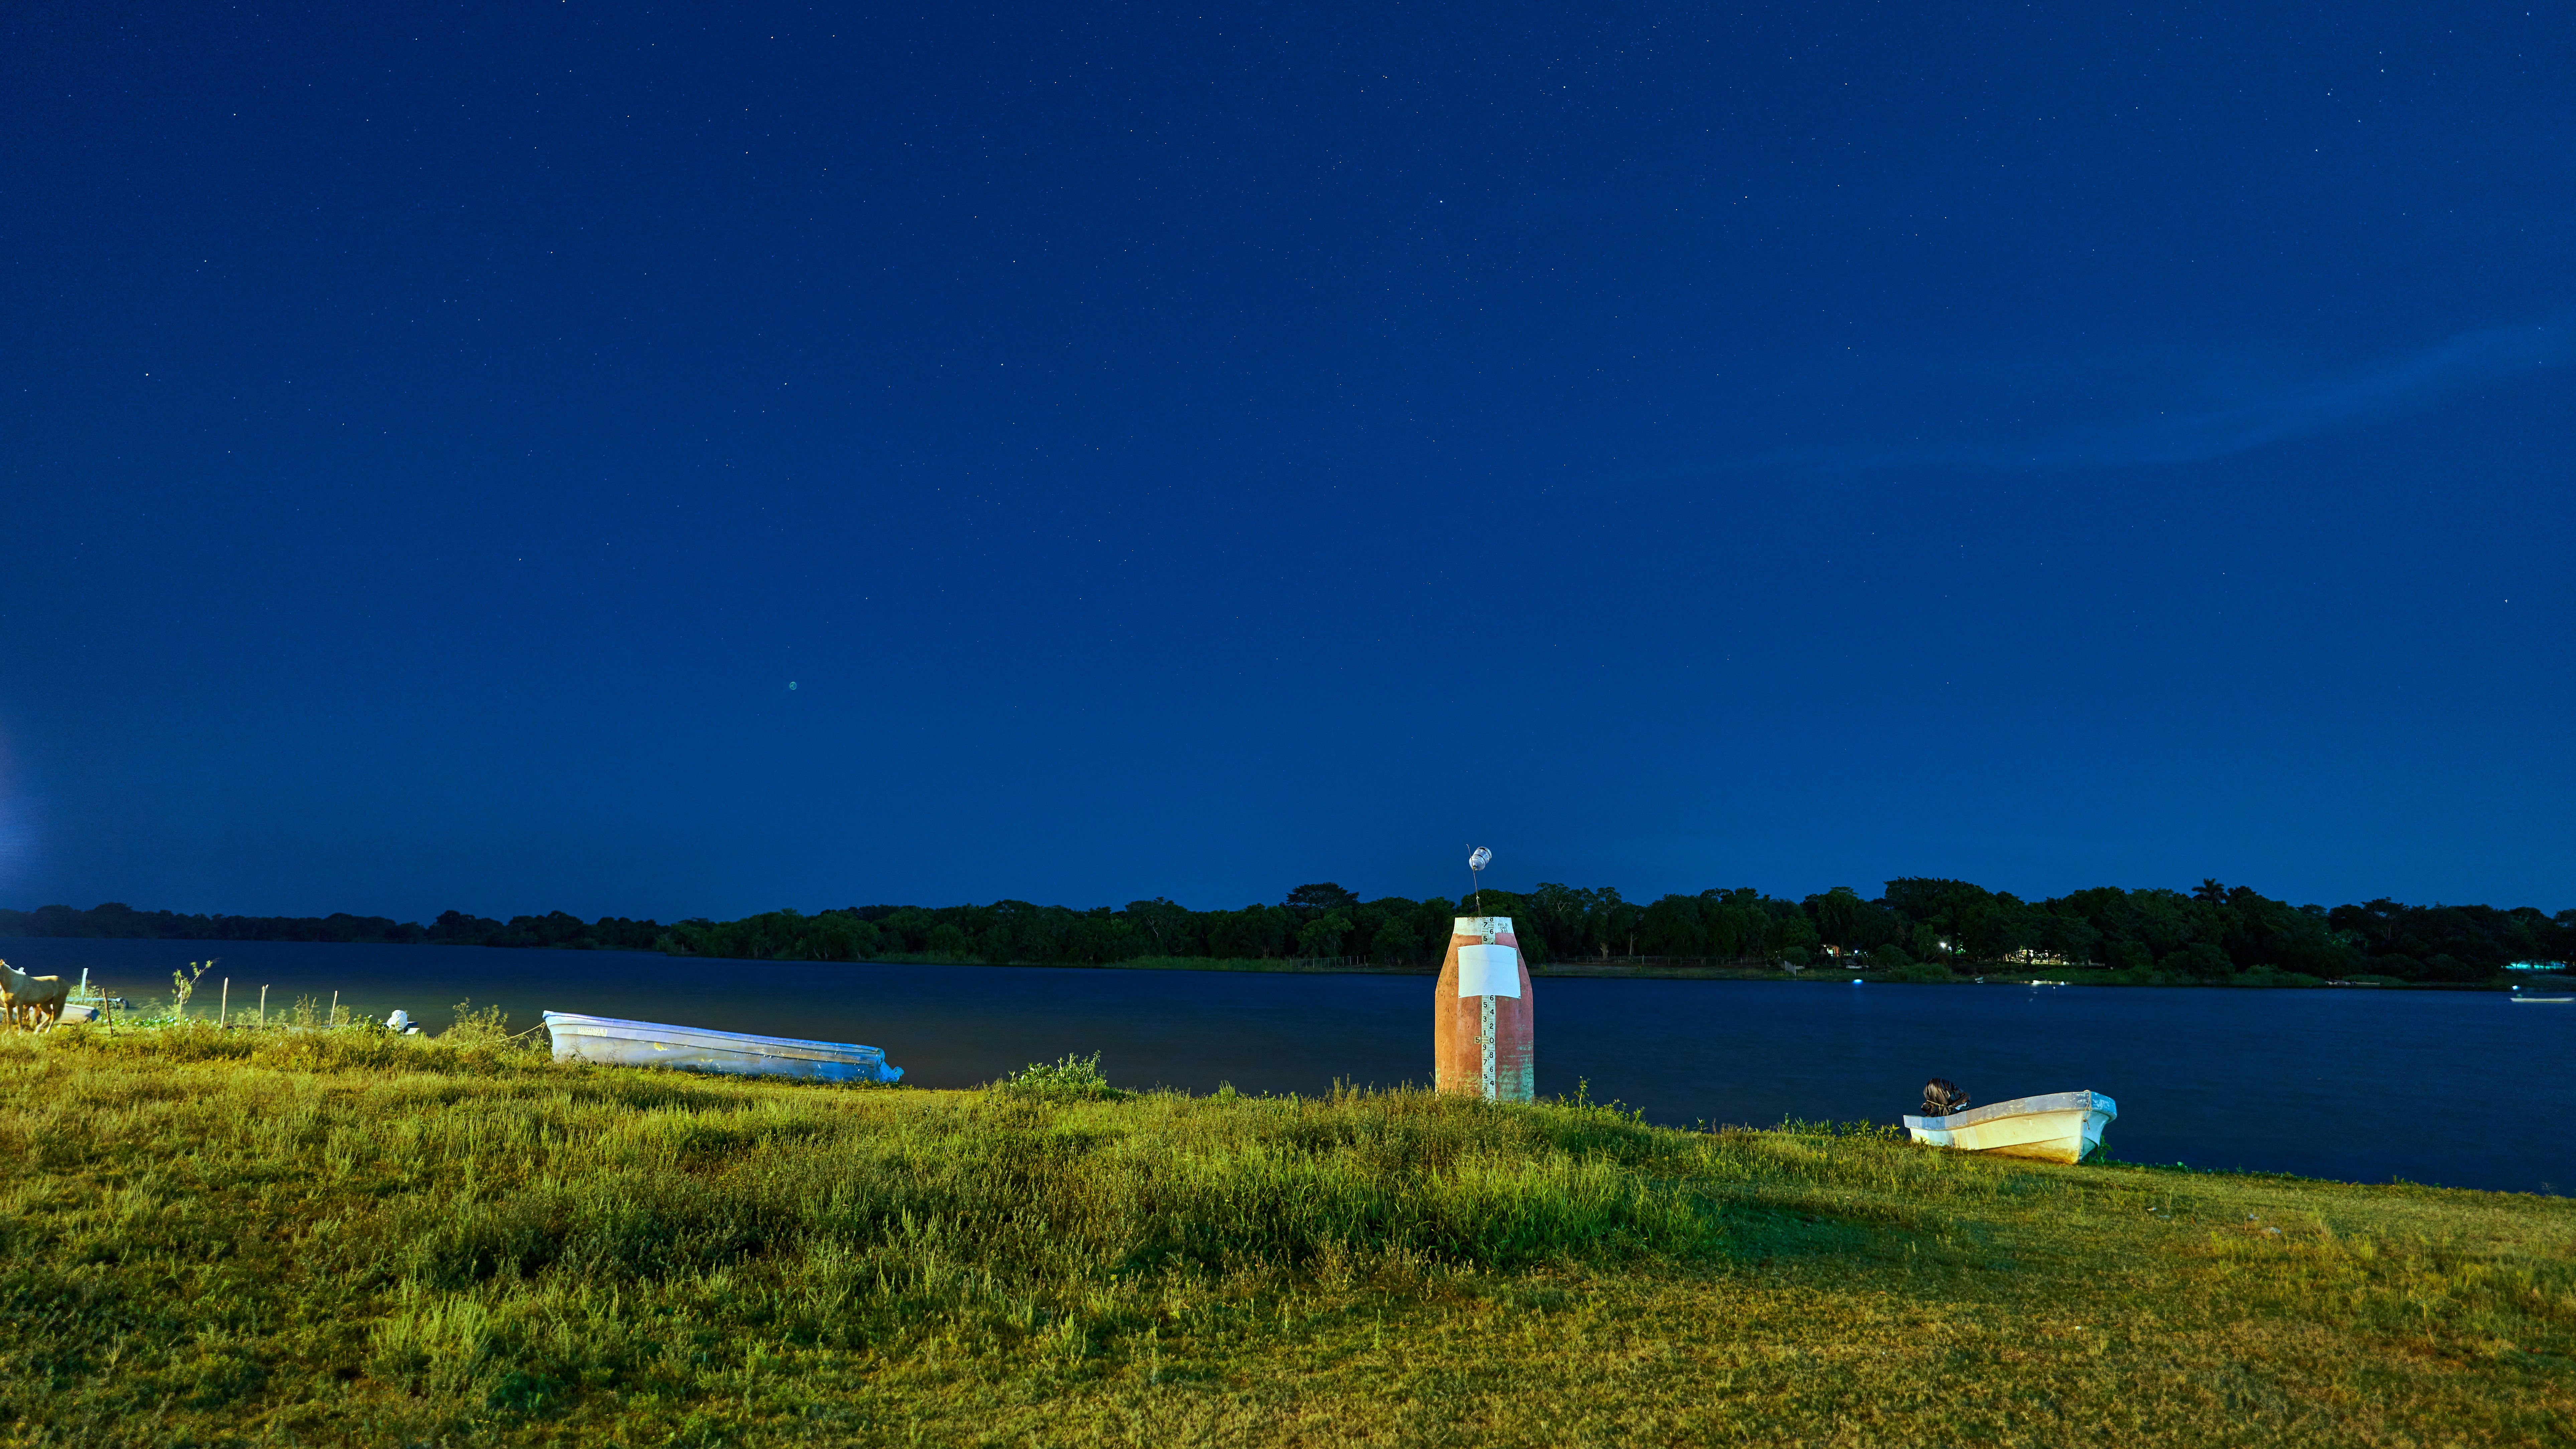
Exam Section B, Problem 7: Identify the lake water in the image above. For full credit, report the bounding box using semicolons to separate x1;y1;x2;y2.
8;936;2568;1195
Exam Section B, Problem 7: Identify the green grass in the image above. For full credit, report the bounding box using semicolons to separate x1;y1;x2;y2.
0;1025;2569;1446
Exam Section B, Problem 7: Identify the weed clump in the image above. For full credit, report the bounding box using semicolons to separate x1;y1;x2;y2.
438;998;522;1048
992;1050;1125;1101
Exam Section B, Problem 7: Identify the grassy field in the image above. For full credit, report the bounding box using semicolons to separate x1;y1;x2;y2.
0;1023;2568;1447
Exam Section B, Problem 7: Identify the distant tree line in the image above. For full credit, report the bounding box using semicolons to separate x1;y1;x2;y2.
0;901;665;952
5;880;2568;983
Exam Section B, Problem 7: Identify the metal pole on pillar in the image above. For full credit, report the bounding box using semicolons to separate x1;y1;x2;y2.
1471;845;1497;1099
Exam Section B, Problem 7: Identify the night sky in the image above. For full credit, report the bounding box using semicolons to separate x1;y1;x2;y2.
3;3;2568;921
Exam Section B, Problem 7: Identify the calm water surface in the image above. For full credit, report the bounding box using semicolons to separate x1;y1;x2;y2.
9;937;2568;1195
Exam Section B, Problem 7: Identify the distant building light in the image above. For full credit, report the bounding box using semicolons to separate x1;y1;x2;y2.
2508;961;2566;971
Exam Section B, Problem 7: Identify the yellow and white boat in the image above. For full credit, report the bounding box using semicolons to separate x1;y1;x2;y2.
1903;1090;2116;1164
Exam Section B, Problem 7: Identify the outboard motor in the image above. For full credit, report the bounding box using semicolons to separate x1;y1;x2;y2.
1922;1077;1970;1117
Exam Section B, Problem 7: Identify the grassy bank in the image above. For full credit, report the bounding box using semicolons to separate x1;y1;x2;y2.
0;1027;2568;1447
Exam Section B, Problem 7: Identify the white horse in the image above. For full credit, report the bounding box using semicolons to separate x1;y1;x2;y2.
0;960;68;1031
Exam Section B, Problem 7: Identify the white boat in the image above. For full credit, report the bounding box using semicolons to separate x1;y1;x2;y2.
541;1011;903;1084
1904;1090;2116;1165
2512;996;2573;1004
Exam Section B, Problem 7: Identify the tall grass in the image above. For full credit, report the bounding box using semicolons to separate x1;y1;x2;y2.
0;1024;2567;1446
0;1025;1708;1430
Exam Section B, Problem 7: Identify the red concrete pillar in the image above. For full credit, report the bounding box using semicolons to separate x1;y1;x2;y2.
1434;915;1534;1101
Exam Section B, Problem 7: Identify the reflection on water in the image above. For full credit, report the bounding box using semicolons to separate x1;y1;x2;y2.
7;936;2566;1195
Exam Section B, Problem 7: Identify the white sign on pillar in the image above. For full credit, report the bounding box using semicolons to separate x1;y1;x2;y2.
1455;944;1522;999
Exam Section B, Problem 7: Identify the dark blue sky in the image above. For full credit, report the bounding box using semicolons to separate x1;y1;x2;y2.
4;2;2569;920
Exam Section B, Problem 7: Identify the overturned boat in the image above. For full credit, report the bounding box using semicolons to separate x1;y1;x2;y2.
541;1011;903;1084
1904;1090;2116;1164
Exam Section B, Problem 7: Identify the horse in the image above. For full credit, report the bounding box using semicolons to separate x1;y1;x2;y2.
1921;1077;1970;1117
0;960;69;1031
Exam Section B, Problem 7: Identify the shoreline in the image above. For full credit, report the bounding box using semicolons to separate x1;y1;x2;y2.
830;951;2567;990
13;933;2561;991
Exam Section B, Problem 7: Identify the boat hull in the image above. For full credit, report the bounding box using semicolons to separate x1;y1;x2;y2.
542;1011;902;1084
1904;1090;2115;1165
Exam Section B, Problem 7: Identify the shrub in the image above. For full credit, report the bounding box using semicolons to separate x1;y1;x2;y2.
2160;943;2234;980
2418;953;2486;984
994;1052;1126;1101
441;999;518;1047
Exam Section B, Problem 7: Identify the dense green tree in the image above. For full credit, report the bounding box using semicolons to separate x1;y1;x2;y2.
1638;895;1708;956
1806;887;1869;953
1701;891;1772;959
1406;896;1463;960
1364;900;1427;965
1124;898;1199;957
1883;879;1997;958
1204;904;1293;959
1762;903;1821;958
2162;942;2235;980
1284;883;1359;918
1296;913;1352;958
1523;882;1597;962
